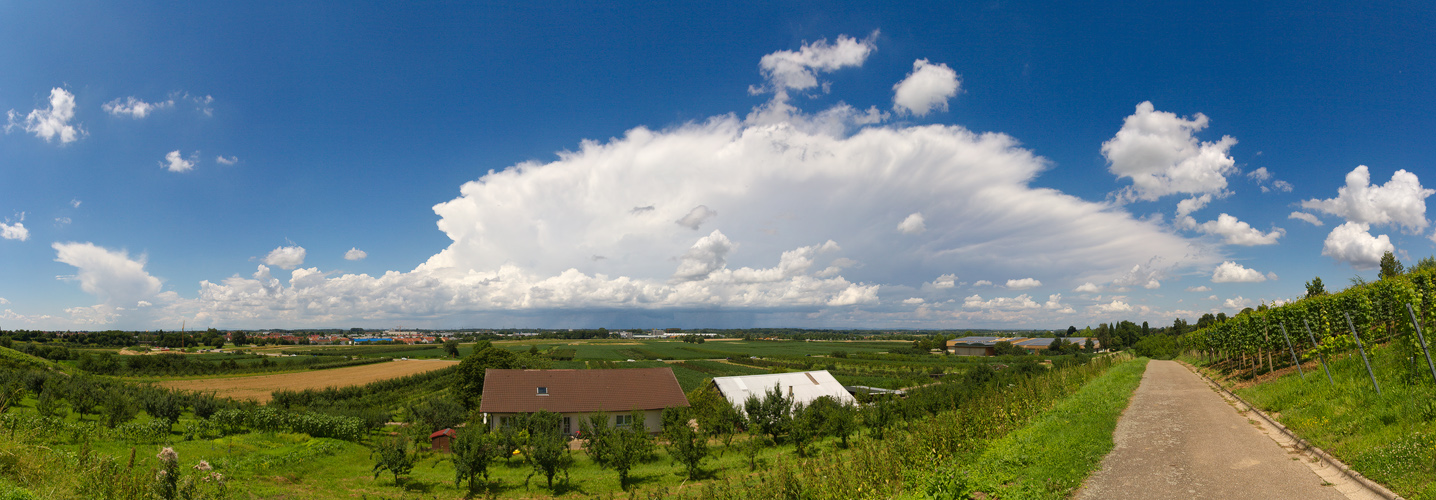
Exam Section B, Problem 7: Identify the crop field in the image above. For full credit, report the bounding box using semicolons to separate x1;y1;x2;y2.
155;358;457;402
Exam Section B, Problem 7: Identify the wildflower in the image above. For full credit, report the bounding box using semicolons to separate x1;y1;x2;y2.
157;447;178;463
194;460;212;471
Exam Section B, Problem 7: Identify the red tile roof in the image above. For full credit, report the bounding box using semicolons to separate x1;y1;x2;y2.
479;368;689;414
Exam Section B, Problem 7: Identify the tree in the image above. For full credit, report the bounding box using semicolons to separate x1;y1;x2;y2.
1416;256;1436;272
807;395;858;448
456;342;516;409
371;435;416;485
443;339;461;358
1305;276;1327;298
582;410;654;489
1066;325;1078;337
230;331;248;346
451;427;502;492
1380;251;1404;280
35;379;69;418
744;384;792;442
100;390;138;428
661;406;709;480
525;410;574;491
993;341;1026;356
408;394;467;432
1196;313;1217;330
687;386;742;453
1083;337;1096;352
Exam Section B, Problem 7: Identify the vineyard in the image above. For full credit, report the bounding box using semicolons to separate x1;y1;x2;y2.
1181;267;1436;499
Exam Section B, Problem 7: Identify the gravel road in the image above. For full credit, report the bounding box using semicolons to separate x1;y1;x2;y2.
1075;360;1351;500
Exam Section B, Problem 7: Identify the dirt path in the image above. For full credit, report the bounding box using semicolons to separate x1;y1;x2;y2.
156;359;456;402
1076;360;1360;500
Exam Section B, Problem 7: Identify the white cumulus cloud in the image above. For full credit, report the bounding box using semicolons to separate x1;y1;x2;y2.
1211;261;1268;283
1192;213;1283;245
964;294;1040;310
6;88;83;143
1074;282;1101;293
1288;212;1323;226
1301;166;1432;233
756;32;877;93
162;150;196;173
0;222;28;241
1091;300;1133;313
903;297;925;305
897;212;926;234
972;280;993;287
1224;296;1252;310
263;245;307;270
931;274;957;289
216;155;239;165
102;96;174;118
344;248;367;261
1186;285;1210;292
892;59;960;117
1006;278;1041;290
52;242;163;306
1102;101;1237;202
1321;222;1393;269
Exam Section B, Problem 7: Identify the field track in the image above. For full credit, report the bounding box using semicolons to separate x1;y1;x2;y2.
155;359;457;402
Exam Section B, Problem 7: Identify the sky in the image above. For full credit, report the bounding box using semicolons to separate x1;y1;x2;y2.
1;1;1434;331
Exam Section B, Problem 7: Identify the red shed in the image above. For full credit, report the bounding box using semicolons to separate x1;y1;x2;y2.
430;428;457;453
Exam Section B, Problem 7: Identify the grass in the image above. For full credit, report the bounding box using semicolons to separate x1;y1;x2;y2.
1191;344;1436;499
946;357;1148;499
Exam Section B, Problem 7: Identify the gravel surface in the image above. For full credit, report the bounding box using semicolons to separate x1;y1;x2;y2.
1076;360;1350;500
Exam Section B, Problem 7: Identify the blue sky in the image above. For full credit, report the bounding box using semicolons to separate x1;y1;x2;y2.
1;1;1433;331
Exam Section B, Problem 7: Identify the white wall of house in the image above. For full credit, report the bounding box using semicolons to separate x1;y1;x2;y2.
487;409;665;435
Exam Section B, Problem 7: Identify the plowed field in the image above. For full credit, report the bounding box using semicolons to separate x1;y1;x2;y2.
156;359;457;402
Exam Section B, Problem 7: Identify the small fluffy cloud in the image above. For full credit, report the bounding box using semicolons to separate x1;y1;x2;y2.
963;293;1040;310
1006;278;1041;290
1092;300;1133;313
1288;212;1323;226
162;150;196;173
673;230;733;281
1193;213;1283;245
1044;293;1074;313
1102;101;1237;201
892;59;960;117
903;297;925;305
1186;285;1210;292
102;96;173;118
897;212;926;234
344;248;367;261
756;32;877;93
216;155;239;165
0;222;28;241
6;88;83;143
52;242;163;306
1301;166;1432;233
1321;222;1393;269
1175;194;1212;218
1211;261;1268;283
1112;261;1165;290
1224;296;1252;310
1247;167;1271;182
676;205;717;230
263;245;307;270
972;280;993;287
931;274;957;289
1074;282;1101;293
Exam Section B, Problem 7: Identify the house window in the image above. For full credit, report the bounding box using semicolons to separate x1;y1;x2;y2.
564;417;571;435
615;414;633;427
537;387;548;395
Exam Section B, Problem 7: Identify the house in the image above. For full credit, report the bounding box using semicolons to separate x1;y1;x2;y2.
479;368;688;435
710;370;857;411
945;336;1027;356
946;336;1101;356
430;428;457;453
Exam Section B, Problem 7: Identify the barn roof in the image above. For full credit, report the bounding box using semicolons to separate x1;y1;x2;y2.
479;368;689;414
710;370;856;409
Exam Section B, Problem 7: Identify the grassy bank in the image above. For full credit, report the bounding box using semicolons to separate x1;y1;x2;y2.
914;357;1148;499
1189;343;1436;499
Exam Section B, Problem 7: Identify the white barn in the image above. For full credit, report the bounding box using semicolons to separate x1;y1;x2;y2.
711;370;857;409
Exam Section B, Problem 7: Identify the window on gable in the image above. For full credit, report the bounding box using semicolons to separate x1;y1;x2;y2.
537;387;548;395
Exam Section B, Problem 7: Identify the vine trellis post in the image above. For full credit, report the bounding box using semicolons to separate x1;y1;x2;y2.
1344;312;1381;395
1303;319;1334;385
1405;303;1436;385
1278;324;1303;380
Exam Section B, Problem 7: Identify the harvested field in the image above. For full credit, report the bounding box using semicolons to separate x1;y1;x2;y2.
156;359;457;402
